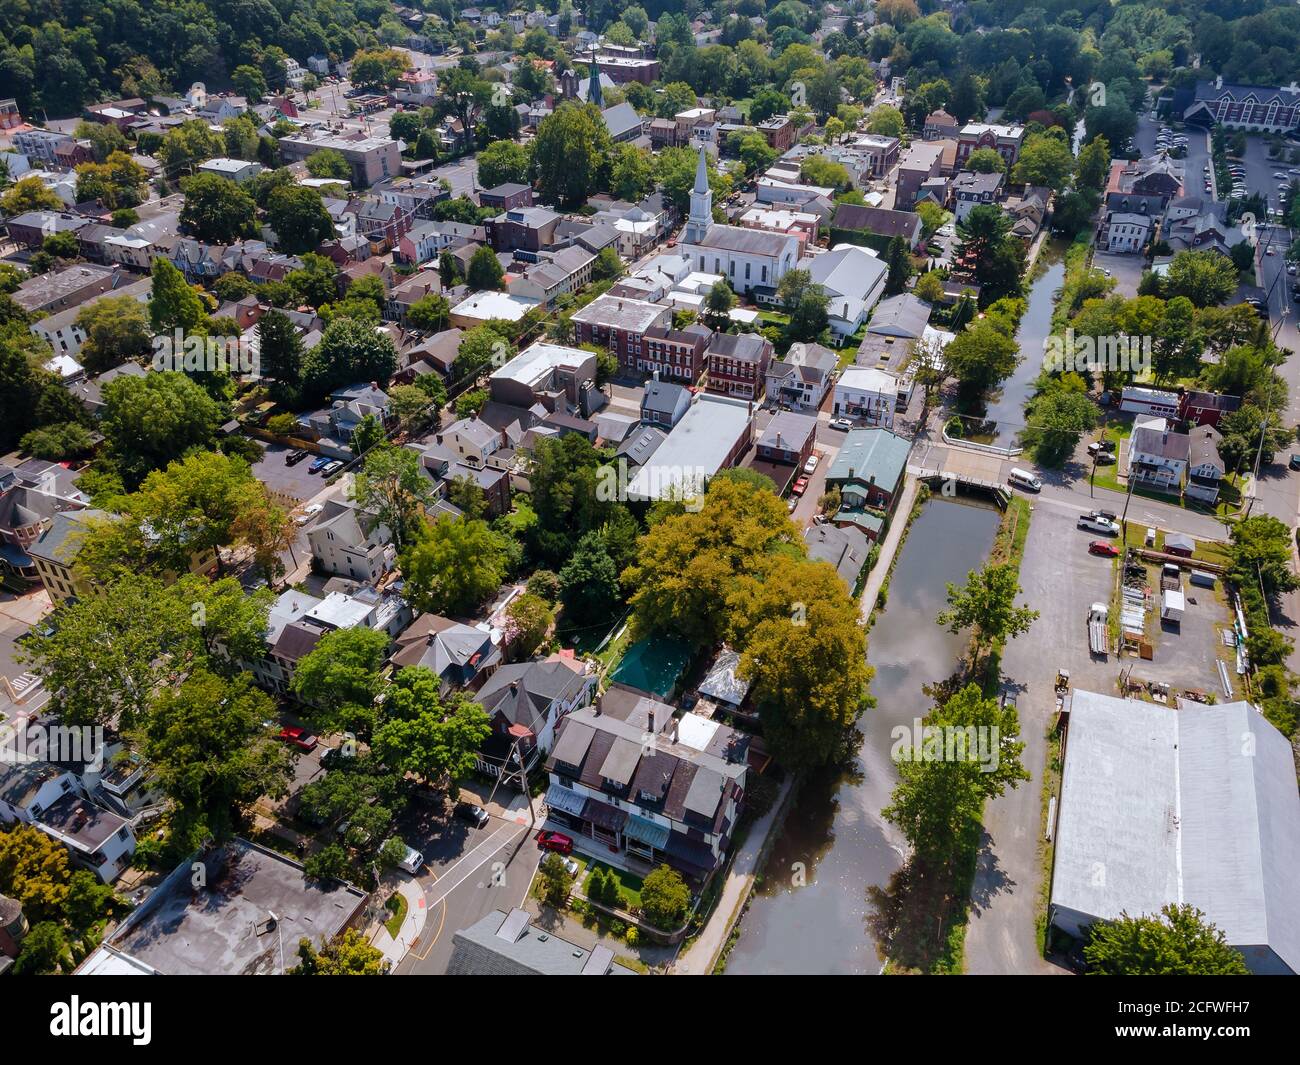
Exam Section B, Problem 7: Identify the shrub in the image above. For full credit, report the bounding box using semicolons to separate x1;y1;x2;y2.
267;413;299;436
624;927;639;946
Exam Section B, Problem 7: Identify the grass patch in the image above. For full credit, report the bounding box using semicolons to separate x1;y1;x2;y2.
384;891;408;938
582;861;644;910
1035;725;1064;956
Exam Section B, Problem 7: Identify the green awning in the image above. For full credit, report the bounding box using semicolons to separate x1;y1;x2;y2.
624;814;670;849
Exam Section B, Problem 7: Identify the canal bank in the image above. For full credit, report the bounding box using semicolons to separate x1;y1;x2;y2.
722;495;1002;974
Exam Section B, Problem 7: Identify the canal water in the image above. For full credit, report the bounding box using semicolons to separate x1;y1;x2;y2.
723;497;1001;974
961;240;1067;447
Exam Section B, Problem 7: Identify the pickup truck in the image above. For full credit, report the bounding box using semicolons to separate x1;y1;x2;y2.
1078;513;1120;536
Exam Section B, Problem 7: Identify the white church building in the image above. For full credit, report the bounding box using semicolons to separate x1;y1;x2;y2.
678;147;800;297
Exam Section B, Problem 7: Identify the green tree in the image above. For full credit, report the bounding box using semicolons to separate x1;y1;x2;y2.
302;318;398;399
256;308;304;401
266;186;335;254
476;139;531;188
703;279;736;328
639;865;690;930
305;148;350;180
965;147;1005;174
865;105;905;139
1011;133;1075;192
0;176;61;214
143;667;291;840
502;592;554;657
536;853;574;908
372;670;491;782
180;172;259;245
74;295;152;374
1024;386;1100;466
531;102;612;208
559;531;622;625
466;244;505;291
936;561;1040;670
15;922;67;975
406;292;451;333
292;626;391;736
1076;135;1111;190
292;929;388;974
401;515;510;616
1163;250;1238;308
884;235;913;296
0;823;70;923
1226;514;1300;599
351;442;435;551
1083;905;1250;976
232;64;268;103
100;371;223;488
149;256;207;334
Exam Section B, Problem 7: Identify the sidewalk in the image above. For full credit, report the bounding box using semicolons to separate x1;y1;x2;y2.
672;773;794;975
858;474;920;621
369;876;428;970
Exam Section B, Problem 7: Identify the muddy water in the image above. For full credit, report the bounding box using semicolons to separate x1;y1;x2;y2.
723;497;1000;974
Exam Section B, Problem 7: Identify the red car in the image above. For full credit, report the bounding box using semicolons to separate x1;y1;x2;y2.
791;476;810;497
278;726;318;751
535;830;574;855
1088;540;1120;558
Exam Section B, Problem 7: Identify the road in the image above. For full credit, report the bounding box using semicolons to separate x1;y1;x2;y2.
395;813;540;974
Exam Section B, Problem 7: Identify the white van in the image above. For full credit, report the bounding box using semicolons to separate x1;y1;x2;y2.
394;841;424;876
1007;468;1042;492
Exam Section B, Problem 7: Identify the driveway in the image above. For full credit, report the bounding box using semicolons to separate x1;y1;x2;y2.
964;500;1114;975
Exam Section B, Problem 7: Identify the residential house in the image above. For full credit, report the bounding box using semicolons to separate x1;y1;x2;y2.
951;170;1005;222
705;331;771;401
640;378;693;427
800;244;888;338
507;245;595;308
0;460;88;585
485;206;561;253
1129;424;1190;493
1179;389;1241;428
1185;424;1225;505
923;108;959;141
846;133;900;178
0;763;135;883
391;613;500;694
197;157;263;184
488;342;600;414
543;704;747;887
474;654;597;783
824;427;911;539
5;210;90;249
1104;154;1183;219
277;132;401;187
479;183;534;211
755;410;817;467
1120;386;1181;419
894;141;945;209
804;522;871;592
1101;211;1154;254
306;500;396;583
831;203;923;250
765;341;838;411
570;293;674;375
298;382;393;454
833;366;901;427
955;123;1025;169
448;907;638;974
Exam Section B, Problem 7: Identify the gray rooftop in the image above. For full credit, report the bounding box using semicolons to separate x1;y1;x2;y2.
448;908;637;975
103;838;368;975
1051;692;1300;975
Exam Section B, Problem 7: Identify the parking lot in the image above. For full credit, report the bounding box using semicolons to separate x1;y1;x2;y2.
249;440;333;504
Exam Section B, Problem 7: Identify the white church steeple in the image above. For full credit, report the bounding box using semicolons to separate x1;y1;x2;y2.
685;145;713;244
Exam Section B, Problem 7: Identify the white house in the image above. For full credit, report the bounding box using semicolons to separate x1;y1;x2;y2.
1129;424;1190;492
306;500;396;583
1102;211;1154;254
833;365;900;426
801;244;888;337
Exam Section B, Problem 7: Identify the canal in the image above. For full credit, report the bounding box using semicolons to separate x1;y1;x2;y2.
723;496;1001;974
979;239;1068;446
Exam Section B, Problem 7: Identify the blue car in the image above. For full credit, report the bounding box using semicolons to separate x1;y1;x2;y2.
308;456;330;473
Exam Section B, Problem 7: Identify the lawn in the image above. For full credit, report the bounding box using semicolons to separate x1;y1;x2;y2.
583;861;644;910
384;891;407;937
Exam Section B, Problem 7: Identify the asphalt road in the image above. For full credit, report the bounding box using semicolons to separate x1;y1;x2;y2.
395;814;540;974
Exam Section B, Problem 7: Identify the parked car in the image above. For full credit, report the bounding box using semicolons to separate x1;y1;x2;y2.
1290;453;1300;471
535;830;573;854
1087;441;1114;456
803;453;820;474
277;726;318;751
308;456;331;473
295;503;323;526
1078;514;1120;536
321;460;344;476
828;417;853;431
455;802;489;828
388;840;424;875
285;449;309;466
1088;540;1120;558
791;475;810;497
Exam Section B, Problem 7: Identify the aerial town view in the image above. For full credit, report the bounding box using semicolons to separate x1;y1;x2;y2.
0;0;1296;1032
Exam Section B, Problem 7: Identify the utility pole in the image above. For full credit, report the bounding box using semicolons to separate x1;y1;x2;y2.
1119;459;1137;537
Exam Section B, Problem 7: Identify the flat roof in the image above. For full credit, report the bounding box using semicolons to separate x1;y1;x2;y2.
627;394;753;501
103;839;367;975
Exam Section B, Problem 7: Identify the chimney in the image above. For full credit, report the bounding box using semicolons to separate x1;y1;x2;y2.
648;710;655;733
